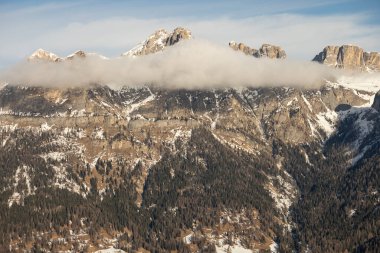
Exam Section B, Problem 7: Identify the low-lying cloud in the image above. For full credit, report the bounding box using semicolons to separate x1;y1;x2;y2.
0;40;341;89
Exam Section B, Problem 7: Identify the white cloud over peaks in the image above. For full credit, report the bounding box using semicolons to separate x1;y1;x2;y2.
1;11;380;68
0;40;338;89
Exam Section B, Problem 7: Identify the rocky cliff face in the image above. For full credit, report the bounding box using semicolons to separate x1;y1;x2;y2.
364;51;380;71
313;45;380;71
122;27;192;57
337;45;364;69
229;41;286;59
166;27;192;46
372;90;380;111
259;44;287;59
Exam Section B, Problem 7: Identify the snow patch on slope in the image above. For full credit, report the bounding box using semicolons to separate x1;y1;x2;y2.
215;241;253;253
41;122;52;131
301;94;312;112
350;109;374;150
347;109;375;164
124;88;155;118
183;232;194;244
94;247;126;253
169;128;192;152
91;127;105;140
270;242;279;253
315;109;337;136
266;172;297;216
8;165;34;207
307;118;318;137
40;152;66;162
51;165;81;194
286;97;298;106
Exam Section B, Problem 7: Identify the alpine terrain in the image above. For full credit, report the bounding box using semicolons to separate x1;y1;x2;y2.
0;27;379;253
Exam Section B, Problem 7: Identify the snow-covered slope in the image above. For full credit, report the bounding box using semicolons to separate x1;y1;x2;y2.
122;29;169;57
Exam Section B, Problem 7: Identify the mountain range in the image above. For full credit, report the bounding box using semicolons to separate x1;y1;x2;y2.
0;27;379;253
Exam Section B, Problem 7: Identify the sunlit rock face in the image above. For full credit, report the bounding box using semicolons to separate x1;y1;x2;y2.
229;41;286;59
313;45;380;71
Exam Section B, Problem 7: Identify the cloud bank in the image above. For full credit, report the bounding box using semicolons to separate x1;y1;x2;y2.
0;40;341;89
1;8;380;67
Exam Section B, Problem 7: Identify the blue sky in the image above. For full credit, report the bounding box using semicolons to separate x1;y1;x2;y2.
1;0;379;68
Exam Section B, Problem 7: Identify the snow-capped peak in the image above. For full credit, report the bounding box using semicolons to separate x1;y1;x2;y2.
122;29;169;57
122;27;192;57
65;50;109;60
28;48;62;62
66;50;87;60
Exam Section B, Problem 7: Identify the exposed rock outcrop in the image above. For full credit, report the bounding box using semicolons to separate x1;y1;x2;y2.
259;44;287;59
229;41;286;59
372;90;380;111
66;50;87;60
313;45;380;71
229;42;258;56
122;27;192;57
364;51;380;71
166;27;192;46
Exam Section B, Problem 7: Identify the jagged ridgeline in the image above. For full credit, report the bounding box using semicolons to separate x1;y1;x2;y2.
0;27;379;252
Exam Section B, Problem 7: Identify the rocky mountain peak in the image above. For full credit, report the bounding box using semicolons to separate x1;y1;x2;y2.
259;44;287;59
313;44;380;71
166;27;192;46
229;41;257;55
312;45;340;67
122;27;192;57
66;50;87;60
229;41;286;59
28;48;62;62
28;49;108;63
